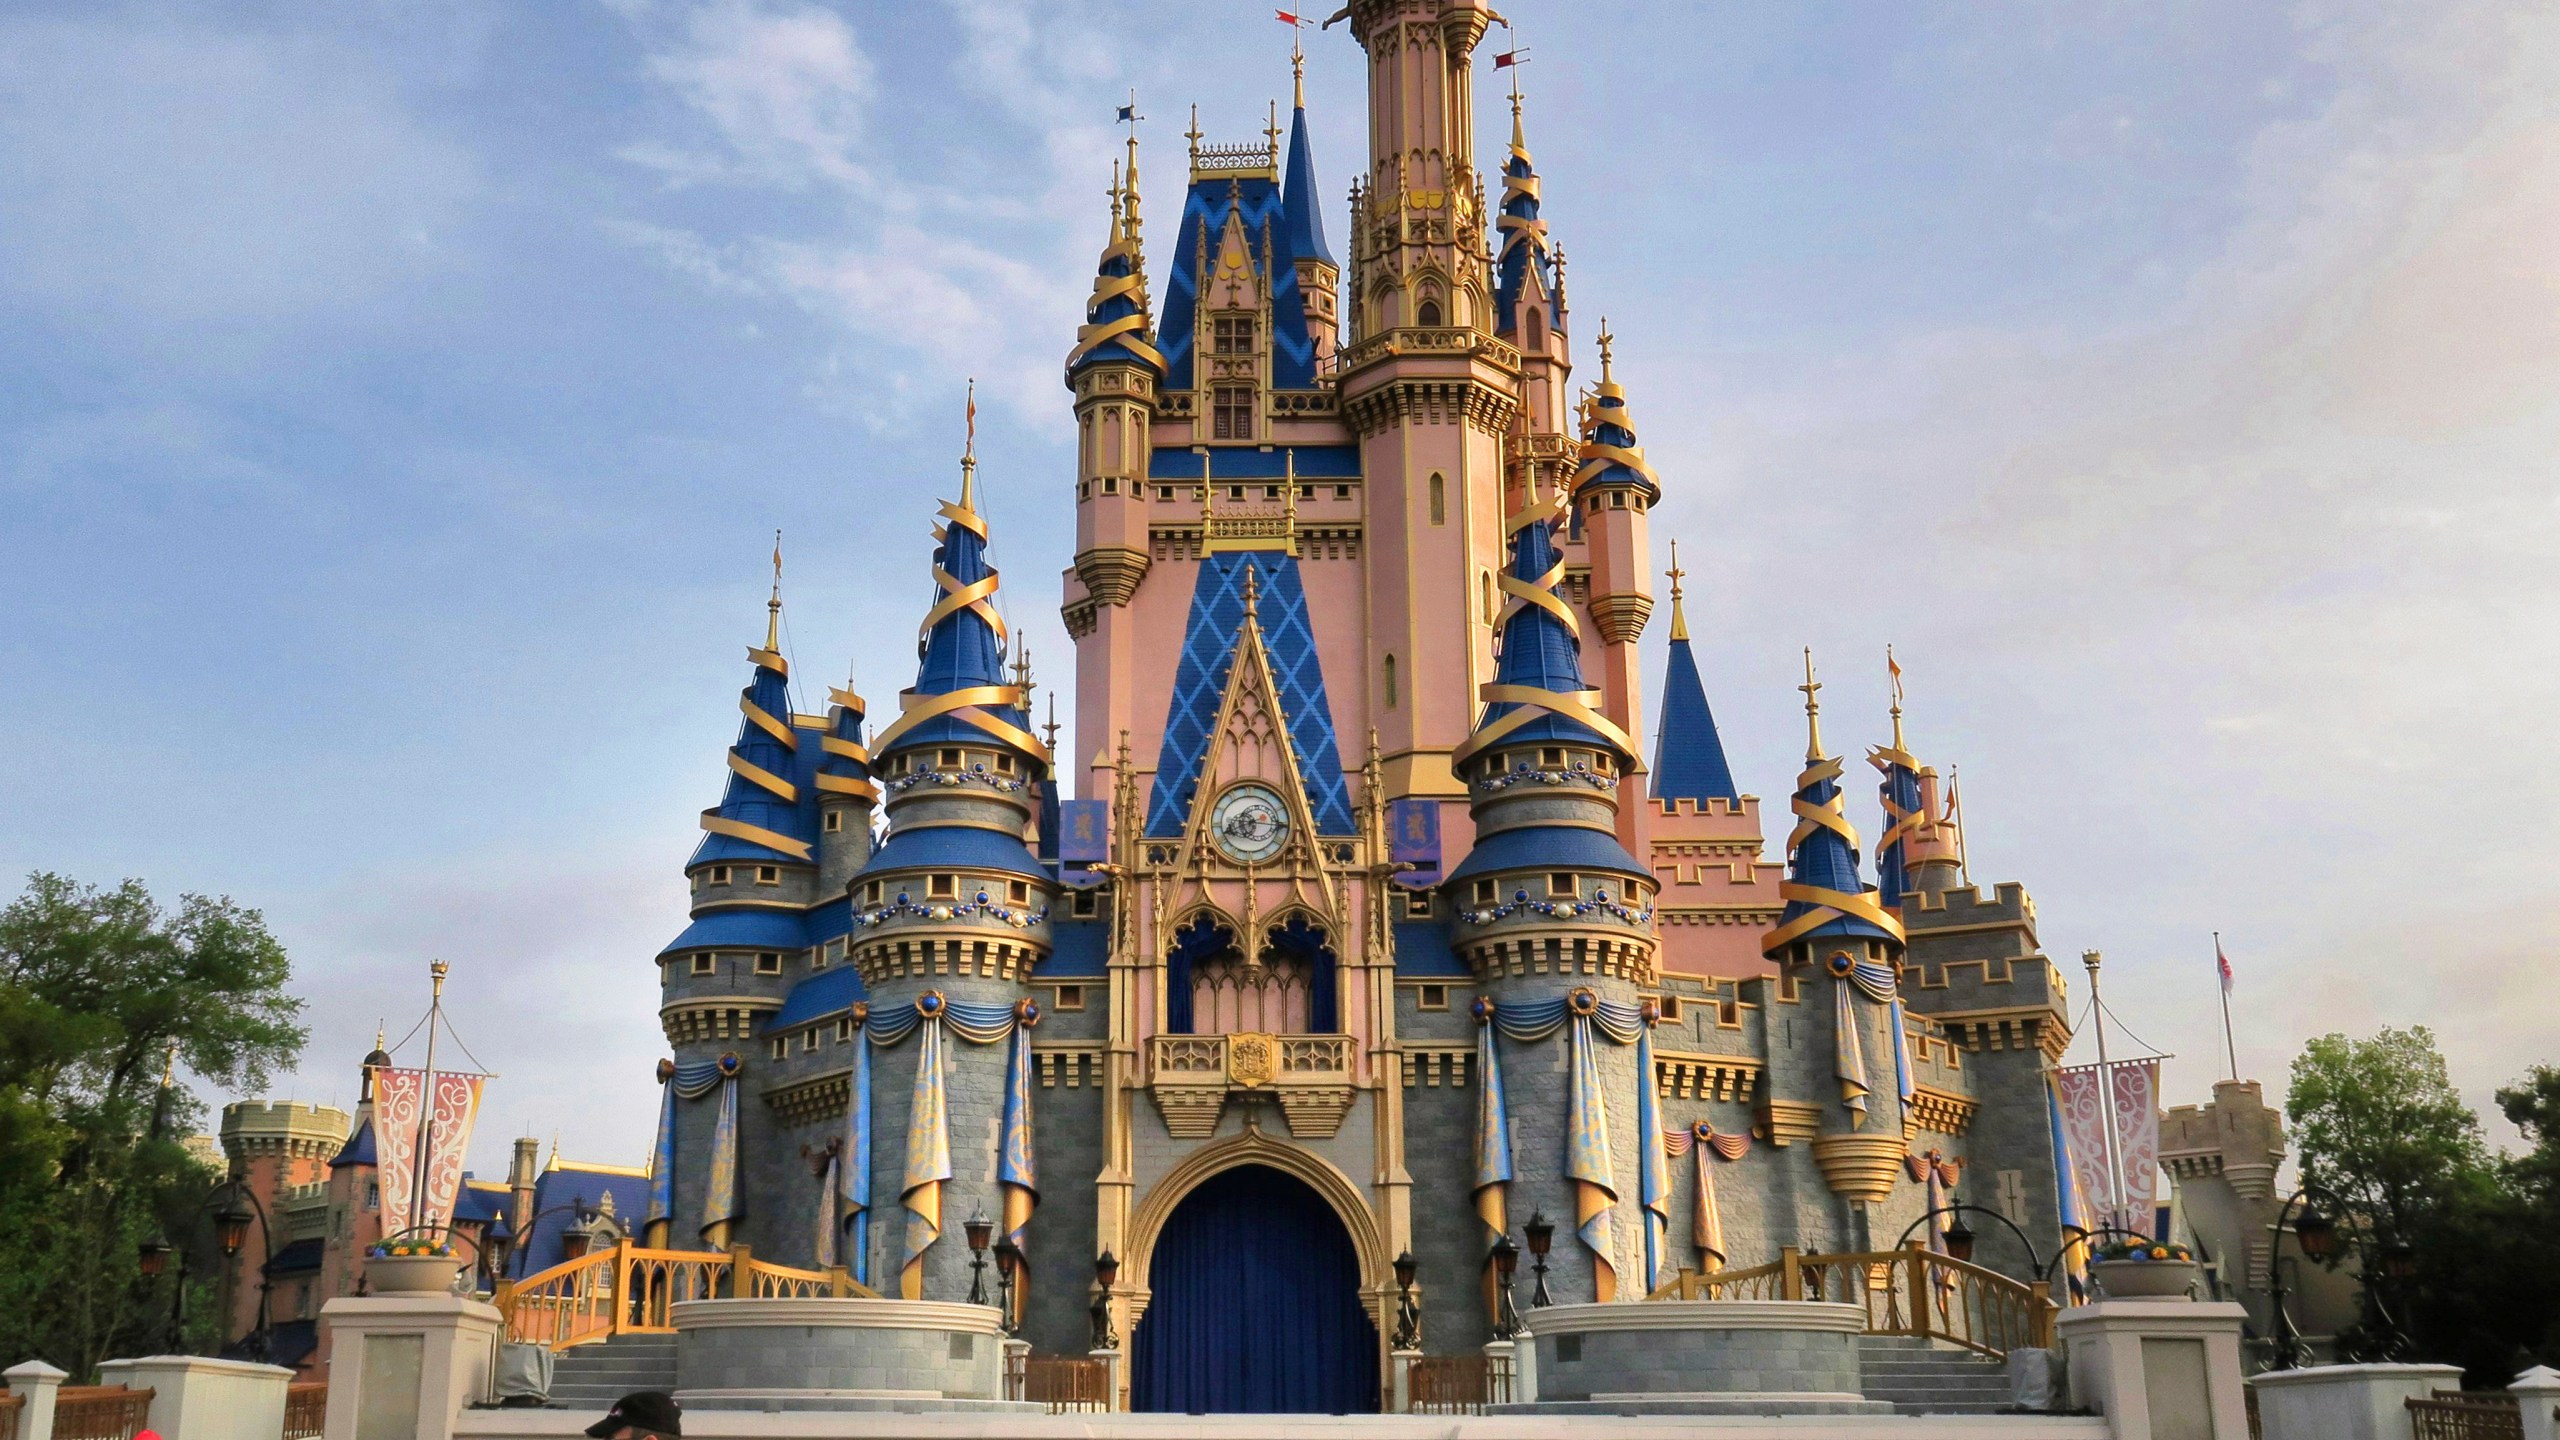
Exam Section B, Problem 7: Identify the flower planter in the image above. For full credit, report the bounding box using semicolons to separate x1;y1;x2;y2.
2092;1257;2198;1300
367;1254;466;1295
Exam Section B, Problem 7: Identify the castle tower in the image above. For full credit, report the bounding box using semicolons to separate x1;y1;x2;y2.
852;443;1053;1301
217;1096;349;1354
1869;655;1963;913
1448;471;1654;1303
1763;655;1910;1226
816;677;878;895
1281;61;1340;364
508;1133;541;1245
1341;0;1514;806
1571;330;1659;845
1067;137;1165;798
1494;87;1572;455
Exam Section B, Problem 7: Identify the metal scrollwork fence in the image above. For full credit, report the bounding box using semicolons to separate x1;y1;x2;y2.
2405;1392;2524;1440
495;1240;878;1350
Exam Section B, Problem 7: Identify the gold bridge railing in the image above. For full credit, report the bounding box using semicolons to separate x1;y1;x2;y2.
1404;1353;1513;1414
495;1240;879;1350
1007;1354;1109;1413
1647;1244;2056;1357
2406;1392;2525;1440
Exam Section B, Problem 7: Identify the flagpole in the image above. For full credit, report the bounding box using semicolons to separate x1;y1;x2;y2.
412;959;448;1236
2081;950;2126;1234
2216;931;2239;1082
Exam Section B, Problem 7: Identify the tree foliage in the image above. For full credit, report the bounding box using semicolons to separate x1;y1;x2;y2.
0;873;308;1377
2288;1028;2560;1384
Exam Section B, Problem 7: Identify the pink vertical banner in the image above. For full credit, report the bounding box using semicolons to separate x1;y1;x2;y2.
417;1072;486;1231
2110;1059;2160;1237
2055;1065;2116;1234
371;1067;424;1231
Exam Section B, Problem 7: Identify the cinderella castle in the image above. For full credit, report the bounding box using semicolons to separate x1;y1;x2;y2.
644;1;2080;1414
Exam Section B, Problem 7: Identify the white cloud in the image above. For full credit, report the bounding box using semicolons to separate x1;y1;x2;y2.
621;0;877;191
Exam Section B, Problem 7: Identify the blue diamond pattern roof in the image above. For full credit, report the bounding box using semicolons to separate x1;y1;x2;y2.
1144;551;1354;837
1159;175;1319;391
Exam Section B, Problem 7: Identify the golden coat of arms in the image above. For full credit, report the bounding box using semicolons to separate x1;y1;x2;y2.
1227;1032;1277;1088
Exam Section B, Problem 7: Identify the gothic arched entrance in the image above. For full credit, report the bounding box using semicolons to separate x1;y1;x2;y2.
1129;1164;1380;1413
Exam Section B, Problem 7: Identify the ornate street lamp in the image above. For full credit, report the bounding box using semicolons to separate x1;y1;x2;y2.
2268;1187;2343;1371
138;1238;173;1277
207;1181;275;1362
1490;1235;1523;1340
965;1211;995;1307
994;1239;1024;1336
1523;1212;1555;1309
1391;1250;1421;1350
1942;1216;1978;1265
1090;1250;1121;1350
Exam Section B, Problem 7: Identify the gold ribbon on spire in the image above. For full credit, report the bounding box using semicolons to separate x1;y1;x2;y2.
1573;324;1661;492
1764;653;1904;953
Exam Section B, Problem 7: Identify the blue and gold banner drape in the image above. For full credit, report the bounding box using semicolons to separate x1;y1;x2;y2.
1635;1020;1670;1295
864;992;1041;1300
647;1057;731;1239
1470;1000;1513;1320
1663;1122;1750;1273
700;1053;743;1244
840;1014;873;1285
1482;991;1646;1303
1827;953;1912;1123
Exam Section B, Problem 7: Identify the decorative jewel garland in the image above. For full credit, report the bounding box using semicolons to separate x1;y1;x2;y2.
1476;759;1620;794
1458;884;1656;928
851;888;1051;931
884;761;1030;796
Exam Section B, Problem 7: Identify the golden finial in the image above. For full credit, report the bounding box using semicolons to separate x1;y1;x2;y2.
1887;644;1906;750
1666;540;1690;642
958;380;979;512
1799;647;1825;761
1597;320;1615;384
1265;99;1283;162
1186;104;1203;165
767;529;783;650
1287;10;1306;109
1240;560;1262;622
1042;691;1060;752
1013;643;1034;704
1504;23;1528;153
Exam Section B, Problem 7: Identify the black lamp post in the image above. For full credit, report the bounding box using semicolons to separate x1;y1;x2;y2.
994;1239;1023;1336
479;1215;515;1290
1090;1250;1121;1350
1523;1212;1555;1309
139;1237;188;1353
965;1211;995;1306
1893;1200;2052;1276
1391;1250;1421;1350
1489;1235;1523;1340
210;1181;276;1363
2267;1187;2341;1371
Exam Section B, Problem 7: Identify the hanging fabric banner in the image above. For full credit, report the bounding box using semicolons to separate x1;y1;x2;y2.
2110;1058;2161;1236
815;1148;840;1269
1832;966;1870;1123
1389;798;1442;887
1678;1123;1750;1271
701;1053;743;1245
370;1065;424;1235
841;1006;873;1286
1635;1018;1670;1296
869;992;1039;1300
2056;1062;2134;1234
645;1060;679;1231
1060;799;1109;870
998;1000;1041;1325
1471;999;1513;1322
2045;1071;2091;1298
368;1066;486;1234
1484;991;1644;1303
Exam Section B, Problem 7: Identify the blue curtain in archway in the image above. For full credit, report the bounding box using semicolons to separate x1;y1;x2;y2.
1164;916;1234;1035
1132;1165;1379;1414
1262;914;1338;1033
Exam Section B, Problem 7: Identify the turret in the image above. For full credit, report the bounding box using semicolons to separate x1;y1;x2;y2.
1495;88;1571;442
1066;135;1165;799
1572;331;1659;845
1650;544;1738;805
1279;58;1339;363
1869;655;1966;909
816;677;877;895
1764;654;1911;1225
1447;471;1654;1304
853;431;1053;1300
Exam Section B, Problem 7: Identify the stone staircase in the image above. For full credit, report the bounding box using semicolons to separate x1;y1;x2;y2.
544;1333;678;1409
1857;1335;2017;1415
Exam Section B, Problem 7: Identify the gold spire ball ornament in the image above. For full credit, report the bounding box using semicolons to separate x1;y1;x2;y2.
1799;646;1825;762
1665;540;1690;643
767;529;784;651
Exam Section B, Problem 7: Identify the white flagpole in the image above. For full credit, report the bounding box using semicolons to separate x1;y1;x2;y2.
2216;931;2239;1082
2082;950;2127;1234
411;960;448;1235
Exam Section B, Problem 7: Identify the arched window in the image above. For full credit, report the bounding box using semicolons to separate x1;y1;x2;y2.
1428;473;1446;526
1525;305;1544;348
1383;654;1398;709
1417;298;1443;328
1481;570;1496;623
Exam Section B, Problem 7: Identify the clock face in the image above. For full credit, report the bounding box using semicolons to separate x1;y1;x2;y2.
1211;784;1291;864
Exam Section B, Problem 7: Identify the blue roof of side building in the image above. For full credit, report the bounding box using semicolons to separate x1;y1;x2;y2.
262;1319;318;1369
1445;824;1650;887
771;964;868;1029
329;1119;376;1169
1044;918;1109;978
1652;632;1741;804
512;1166;653;1279
1280;105;1333;268
1392;918;1468;978
1159;173;1319;391
1148;445;1362;481
1145;551;1355;837
263;1237;324;1275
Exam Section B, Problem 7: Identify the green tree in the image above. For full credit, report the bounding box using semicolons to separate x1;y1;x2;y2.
0;873;307;1376
2287;1026;2491;1242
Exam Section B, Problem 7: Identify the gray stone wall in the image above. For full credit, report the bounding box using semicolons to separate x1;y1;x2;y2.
1530;1323;1861;1401
678;1317;1000;1399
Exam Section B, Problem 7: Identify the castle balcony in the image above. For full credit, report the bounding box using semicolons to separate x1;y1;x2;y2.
1144;1031;1355;1142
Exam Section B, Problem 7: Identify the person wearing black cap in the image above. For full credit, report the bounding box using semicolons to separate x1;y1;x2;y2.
585;1391;680;1439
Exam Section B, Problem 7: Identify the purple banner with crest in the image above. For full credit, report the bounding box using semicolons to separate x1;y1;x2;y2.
1389;798;1441;888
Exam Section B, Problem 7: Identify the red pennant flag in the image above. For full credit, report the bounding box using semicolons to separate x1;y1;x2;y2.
1494;51;1517;67
2216;937;2234;995
1275;9;1300;23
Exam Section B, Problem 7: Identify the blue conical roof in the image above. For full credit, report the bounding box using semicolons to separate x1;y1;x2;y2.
1765;674;1901;954
1493;126;1554;337
1653;630;1740;804
689;629;819;867
873;480;1044;769
1572;365;1663;505
1067;155;1164;378
1468;485;1626;760
1280;105;1332;268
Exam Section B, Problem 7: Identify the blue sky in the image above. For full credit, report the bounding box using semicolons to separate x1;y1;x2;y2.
3;0;2554;1171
